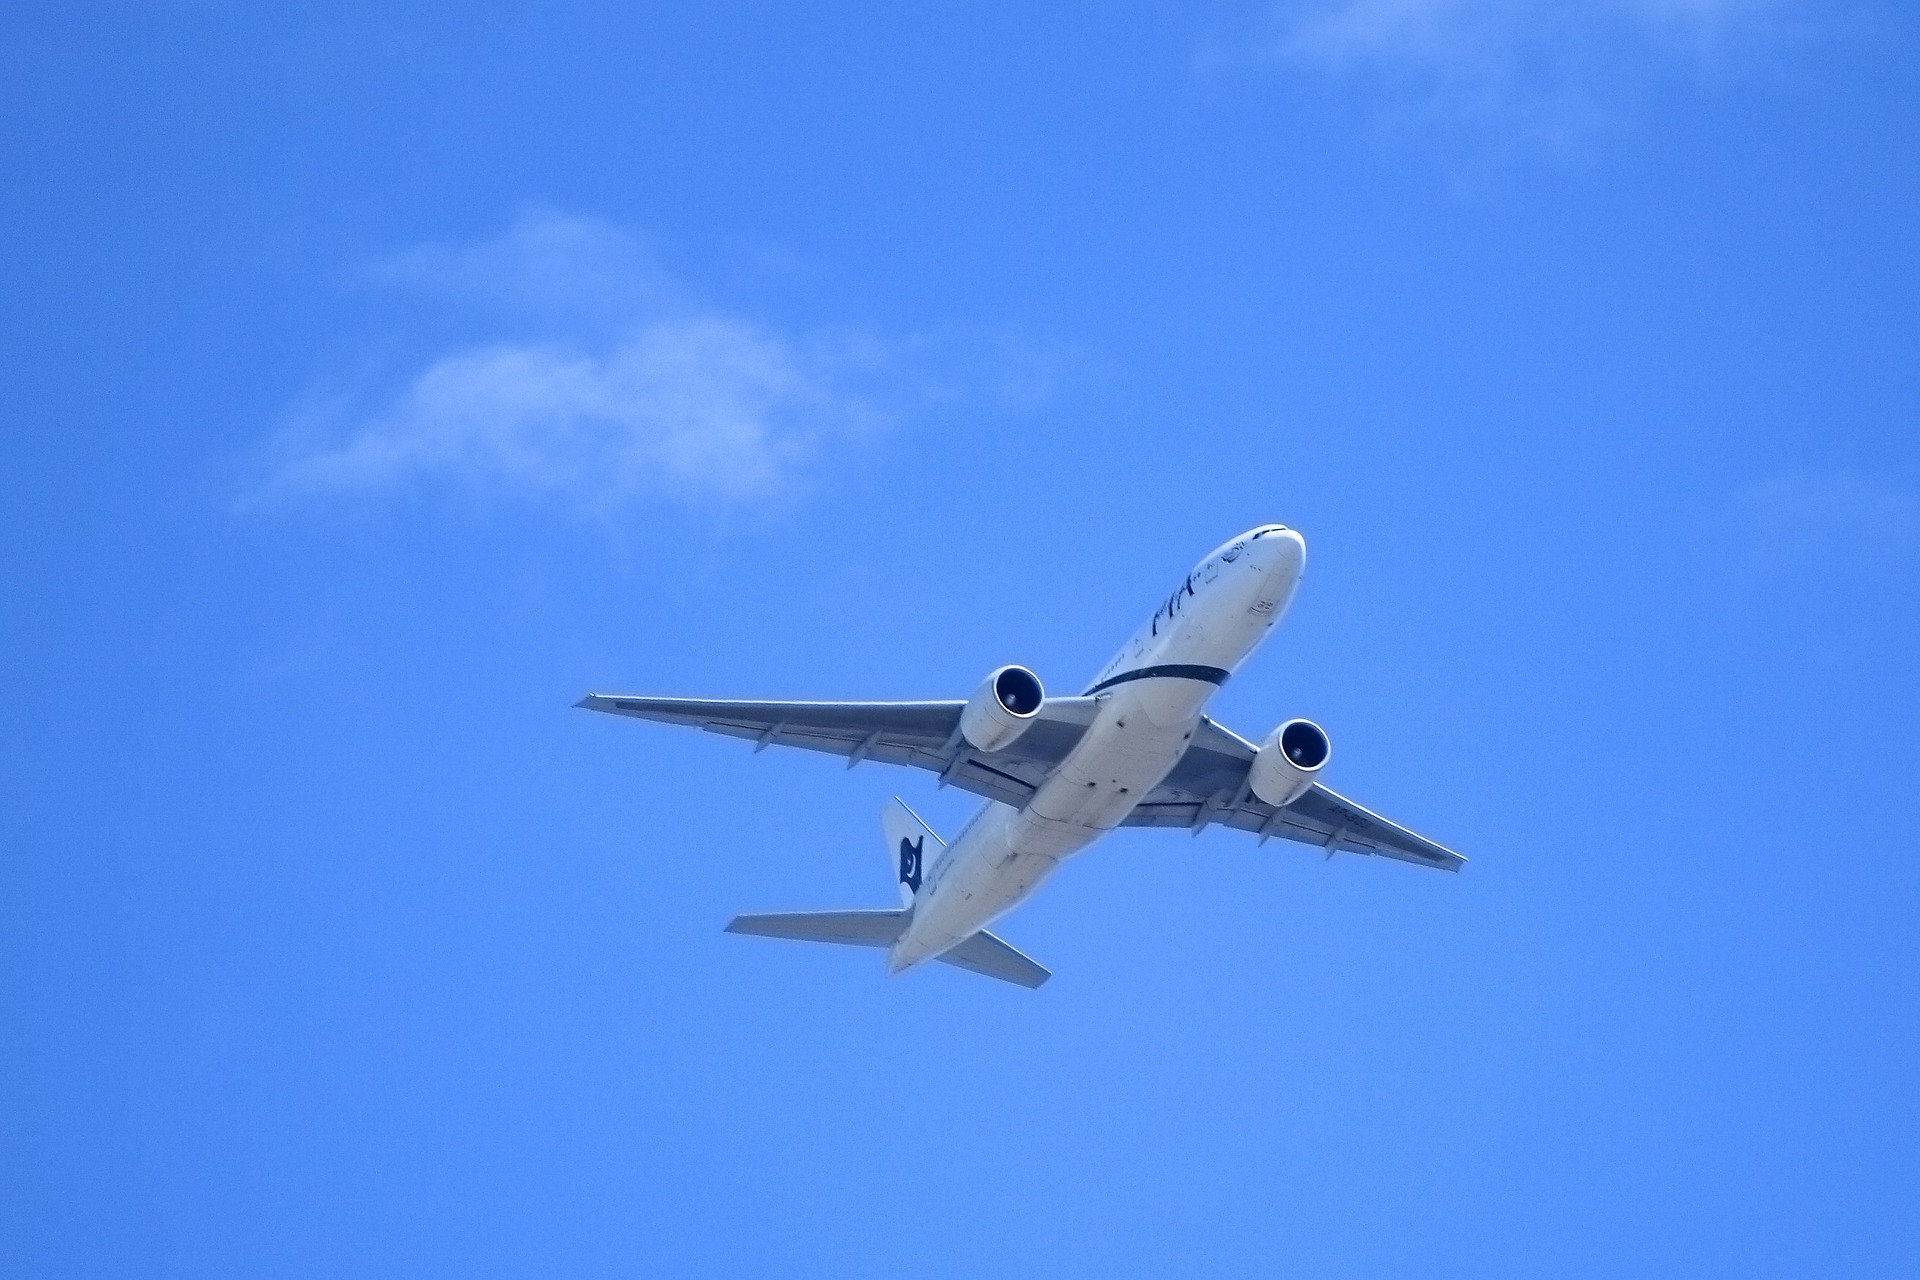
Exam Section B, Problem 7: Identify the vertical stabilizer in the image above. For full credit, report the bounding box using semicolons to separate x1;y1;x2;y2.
881;798;945;906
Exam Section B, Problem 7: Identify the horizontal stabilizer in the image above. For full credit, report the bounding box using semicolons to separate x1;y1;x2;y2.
936;930;1051;989
725;910;910;948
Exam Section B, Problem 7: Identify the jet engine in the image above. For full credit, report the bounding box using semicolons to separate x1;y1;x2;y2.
1247;718;1331;808
959;664;1045;752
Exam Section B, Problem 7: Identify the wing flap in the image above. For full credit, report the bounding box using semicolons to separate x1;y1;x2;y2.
1275;784;1465;870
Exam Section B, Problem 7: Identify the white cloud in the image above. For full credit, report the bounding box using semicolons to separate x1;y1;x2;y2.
1733;469;1918;577
1256;0;1796;153
361;208;680;324
1285;0;1772;65
261;211;886;513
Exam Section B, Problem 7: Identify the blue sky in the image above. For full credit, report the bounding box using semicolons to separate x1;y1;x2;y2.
4;2;1918;1276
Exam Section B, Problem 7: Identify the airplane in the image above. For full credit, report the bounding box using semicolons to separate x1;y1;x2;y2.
577;524;1464;989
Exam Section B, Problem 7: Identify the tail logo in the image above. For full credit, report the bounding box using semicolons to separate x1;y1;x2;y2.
898;836;924;895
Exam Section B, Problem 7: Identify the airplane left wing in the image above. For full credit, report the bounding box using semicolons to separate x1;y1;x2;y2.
1120;717;1467;872
575;694;1100;810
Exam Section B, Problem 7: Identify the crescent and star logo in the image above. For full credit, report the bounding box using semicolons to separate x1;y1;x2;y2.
898;835;924;894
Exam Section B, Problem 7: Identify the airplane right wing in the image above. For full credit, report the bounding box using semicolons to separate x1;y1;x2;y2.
1120;718;1467;872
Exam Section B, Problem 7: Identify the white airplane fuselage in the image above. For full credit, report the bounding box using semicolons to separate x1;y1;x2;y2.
889;525;1307;974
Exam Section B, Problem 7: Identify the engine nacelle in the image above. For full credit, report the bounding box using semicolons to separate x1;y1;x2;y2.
959;665;1045;752
1248;718;1331;808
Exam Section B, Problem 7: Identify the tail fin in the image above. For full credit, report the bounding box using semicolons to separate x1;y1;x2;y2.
881;798;945;906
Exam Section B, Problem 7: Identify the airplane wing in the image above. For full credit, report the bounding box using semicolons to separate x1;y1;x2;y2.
1119;718;1467;872
579;694;1462;871
575;693;1101;810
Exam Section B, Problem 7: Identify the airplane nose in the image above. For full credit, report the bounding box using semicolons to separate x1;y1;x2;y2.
1253;526;1306;575
1241;527;1305;615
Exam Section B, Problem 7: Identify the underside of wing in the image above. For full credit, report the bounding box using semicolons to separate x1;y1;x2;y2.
576;693;1100;810
1120;718;1467;872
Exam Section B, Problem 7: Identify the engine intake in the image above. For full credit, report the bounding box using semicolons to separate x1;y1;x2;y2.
1248;718;1331;808
959;665;1045;752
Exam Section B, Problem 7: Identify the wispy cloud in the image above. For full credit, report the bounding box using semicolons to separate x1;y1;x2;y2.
360;209;681;325
1243;0;1799;155
259;210;888;514
1732;469;1918;579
